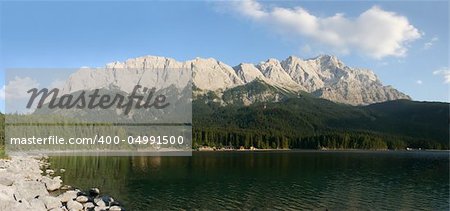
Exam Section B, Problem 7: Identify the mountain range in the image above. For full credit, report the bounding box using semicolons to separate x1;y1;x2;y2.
62;55;410;105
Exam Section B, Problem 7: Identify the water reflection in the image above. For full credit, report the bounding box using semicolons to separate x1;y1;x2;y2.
49;151;449;210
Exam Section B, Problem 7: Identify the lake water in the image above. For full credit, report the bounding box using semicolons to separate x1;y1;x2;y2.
49;151;449;210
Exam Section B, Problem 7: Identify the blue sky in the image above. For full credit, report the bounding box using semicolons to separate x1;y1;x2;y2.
0;1;448;111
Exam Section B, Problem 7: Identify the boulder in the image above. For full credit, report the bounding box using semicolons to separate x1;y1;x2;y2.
29;198;47;211
67;199;83;211
41;195;62;210
83;202;95;209
101;195;114;205
41;176;62;191
0;176;14;186
0;187;18;211
0;200;18;211
94;198;106;207
109;205;123;211
94;206;108;211
13;180;48;201
12;200;33;211
94;195;114;206
57;190;78;203
75;195;89;203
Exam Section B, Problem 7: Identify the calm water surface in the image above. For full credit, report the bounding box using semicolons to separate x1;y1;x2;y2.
49;151;449;210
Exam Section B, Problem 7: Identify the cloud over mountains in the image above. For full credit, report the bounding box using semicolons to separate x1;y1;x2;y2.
234;0;422;59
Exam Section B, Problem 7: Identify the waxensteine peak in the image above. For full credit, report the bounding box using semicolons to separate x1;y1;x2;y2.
62;55;411;106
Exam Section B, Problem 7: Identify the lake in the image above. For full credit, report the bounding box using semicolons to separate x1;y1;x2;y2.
49;151;449;210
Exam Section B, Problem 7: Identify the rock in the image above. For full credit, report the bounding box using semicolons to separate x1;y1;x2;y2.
66;200;83;211
0;185;15;201
75;195;89;203
41;176;62;191
0;200;18;211
89;188;100;197
0;186;18;211
49;208;65;211
102;195;114;203
29;198;47;211
109;205;123;211
0;160;10;169
41;195;62;210
94;198;106;207
57;190;78;203
94;195;114;207
94;206;108;211
13;180;48;201
13;200;33;211
83;202;95;209
0;176;14;186
0;157;124;211
45;169;55;175
60;185;71;190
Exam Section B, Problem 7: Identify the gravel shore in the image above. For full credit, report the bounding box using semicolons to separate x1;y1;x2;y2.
0;156;124;211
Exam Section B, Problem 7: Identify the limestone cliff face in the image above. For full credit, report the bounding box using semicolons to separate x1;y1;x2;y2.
62;55;410;105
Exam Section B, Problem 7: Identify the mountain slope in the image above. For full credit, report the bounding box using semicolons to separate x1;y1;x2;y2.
193;95;449;150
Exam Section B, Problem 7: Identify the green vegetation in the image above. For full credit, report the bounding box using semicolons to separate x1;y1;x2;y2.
193;93;449;150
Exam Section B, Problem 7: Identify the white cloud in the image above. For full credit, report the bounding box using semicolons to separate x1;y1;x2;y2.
416;80;423;85
232;0;422;59
423;36;438;49
433;67;450;84
0;77;40;100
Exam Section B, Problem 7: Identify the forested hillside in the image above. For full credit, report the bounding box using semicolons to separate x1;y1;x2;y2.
193;95;449;150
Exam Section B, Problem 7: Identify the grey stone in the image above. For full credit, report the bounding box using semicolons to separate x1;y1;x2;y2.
29;198;47;211
42;195;62;210
0;176;14;186
57;190;78;203
41;176;62;191
109;205;123;211
75;195;89;203
83;202;95;209
13;180;48;201
67;199;83;211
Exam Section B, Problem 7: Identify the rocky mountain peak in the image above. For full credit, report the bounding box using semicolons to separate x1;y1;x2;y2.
62;54;410;105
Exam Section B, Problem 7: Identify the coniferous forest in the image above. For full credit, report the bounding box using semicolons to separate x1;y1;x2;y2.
192;96;449;150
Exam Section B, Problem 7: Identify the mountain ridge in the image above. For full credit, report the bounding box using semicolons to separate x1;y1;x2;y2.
62;55;411;105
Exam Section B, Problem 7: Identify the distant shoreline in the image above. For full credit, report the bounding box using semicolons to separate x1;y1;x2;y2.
195;148;450;153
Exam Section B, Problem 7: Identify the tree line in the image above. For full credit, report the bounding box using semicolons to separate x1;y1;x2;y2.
193;128;447;150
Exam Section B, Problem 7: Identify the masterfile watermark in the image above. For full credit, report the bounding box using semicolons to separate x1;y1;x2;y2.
5;68;193;156
26;85;170;115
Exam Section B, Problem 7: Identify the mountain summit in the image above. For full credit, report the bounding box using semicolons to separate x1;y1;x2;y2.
63;55;410;105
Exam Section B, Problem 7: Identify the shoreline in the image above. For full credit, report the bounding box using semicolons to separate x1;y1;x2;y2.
0;156;124;211
196;148;450;153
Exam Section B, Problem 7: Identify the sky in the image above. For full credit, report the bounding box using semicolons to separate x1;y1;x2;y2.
0;0;449;111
